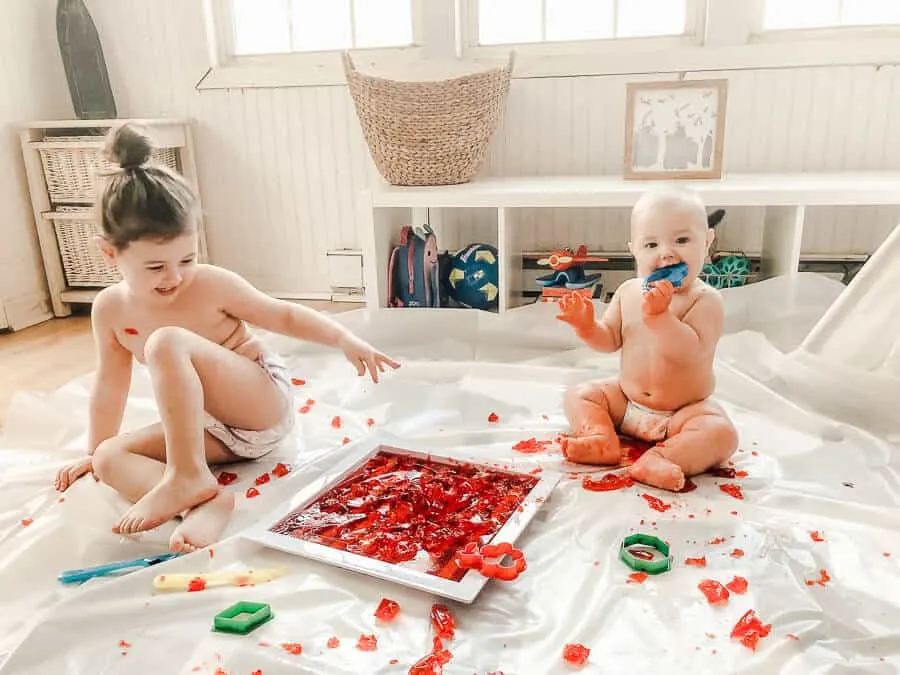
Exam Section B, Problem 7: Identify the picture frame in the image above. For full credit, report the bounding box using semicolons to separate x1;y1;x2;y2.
623;79;728;180
243;438;562;604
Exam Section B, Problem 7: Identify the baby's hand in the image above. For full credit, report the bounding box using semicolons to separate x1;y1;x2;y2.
643;280;675;317
54;456;95;492
557;292;595;337
339;333;401;384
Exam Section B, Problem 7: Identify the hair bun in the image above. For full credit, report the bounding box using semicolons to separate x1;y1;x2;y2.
105;123;154;170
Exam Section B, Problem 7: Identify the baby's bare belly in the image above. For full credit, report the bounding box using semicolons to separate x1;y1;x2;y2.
619;347;715;411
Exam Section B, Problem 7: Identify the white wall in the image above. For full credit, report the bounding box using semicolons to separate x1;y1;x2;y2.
85;0;900;296
0;0;73;328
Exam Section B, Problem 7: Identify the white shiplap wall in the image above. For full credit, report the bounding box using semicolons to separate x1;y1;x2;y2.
85;0;900;295
0;0;73;327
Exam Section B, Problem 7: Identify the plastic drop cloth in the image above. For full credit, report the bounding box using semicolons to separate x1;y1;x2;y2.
1;273;898;675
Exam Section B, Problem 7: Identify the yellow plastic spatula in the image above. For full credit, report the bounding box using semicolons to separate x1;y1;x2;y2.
153;567;287;592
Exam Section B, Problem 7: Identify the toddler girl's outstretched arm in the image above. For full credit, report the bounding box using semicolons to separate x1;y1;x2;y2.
214;267;400;382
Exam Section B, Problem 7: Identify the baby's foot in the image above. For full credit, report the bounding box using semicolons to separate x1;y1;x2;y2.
628;449;685;492
169;490;236;553
113;470;219;535
561;430;621;465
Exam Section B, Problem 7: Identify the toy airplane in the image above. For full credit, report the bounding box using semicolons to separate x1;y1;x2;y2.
58;552;180;585
536;245;605;289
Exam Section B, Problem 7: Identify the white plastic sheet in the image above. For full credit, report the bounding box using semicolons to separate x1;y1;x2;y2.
1;273;898;674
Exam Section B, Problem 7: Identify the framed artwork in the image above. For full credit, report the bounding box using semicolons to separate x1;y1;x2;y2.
244;439;561;604
623;79;728;180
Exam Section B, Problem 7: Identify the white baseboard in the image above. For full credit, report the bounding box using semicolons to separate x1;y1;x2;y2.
4;292;52;331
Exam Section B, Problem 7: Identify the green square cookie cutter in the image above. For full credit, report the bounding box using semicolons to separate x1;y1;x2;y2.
212;601;274;635
619;533;672;575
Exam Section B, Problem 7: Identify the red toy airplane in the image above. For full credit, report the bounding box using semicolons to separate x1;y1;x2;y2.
537;245;607;271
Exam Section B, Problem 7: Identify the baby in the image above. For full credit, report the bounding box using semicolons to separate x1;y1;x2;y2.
557;188;738;491
54;123;400;552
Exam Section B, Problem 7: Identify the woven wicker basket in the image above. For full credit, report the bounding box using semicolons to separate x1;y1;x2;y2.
39;136;179;204
343;52;514;186
47;208;121;287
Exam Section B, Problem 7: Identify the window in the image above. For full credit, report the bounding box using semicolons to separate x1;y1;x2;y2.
230;0;413;55
476;0;690;45
763;0;900;31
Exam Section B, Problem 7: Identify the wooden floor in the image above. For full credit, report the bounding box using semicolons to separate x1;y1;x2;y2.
0;300;358;428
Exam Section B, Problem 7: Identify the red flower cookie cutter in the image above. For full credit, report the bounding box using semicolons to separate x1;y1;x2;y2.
454;542;527;581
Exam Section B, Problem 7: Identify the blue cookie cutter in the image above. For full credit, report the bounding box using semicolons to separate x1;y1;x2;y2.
642;262;688;290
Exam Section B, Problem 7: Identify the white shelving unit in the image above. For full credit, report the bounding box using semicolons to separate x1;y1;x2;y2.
359;172;900;313
18;118;205;317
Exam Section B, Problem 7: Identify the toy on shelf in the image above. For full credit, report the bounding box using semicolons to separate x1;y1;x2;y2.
535;245;606;302
448;243;499;311
700;253;754;289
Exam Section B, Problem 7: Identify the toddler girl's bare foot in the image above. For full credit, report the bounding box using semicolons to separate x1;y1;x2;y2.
113;470;219;534
169;490;235;553
628;449;685;492
561;427;621;464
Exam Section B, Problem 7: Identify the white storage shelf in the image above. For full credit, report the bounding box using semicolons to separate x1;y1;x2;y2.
359;172;900;314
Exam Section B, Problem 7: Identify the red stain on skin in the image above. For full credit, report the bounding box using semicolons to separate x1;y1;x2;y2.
267;450;538;581
582;472;634;491
618;436;652;465
123;328;139;336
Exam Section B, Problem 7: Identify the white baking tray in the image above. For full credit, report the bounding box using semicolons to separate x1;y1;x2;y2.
243;438;561;604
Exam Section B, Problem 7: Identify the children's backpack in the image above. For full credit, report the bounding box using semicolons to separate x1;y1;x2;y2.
386;225;442;308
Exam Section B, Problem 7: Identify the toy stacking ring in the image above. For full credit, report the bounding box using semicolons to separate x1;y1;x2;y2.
619;533;672;575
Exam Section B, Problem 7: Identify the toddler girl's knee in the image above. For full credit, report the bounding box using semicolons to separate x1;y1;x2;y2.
144;326;188;364
91;438;123;483
713;417;739;458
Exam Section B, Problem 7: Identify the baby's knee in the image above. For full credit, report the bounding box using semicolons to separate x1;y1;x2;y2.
704;415;739;458
144;326;190;365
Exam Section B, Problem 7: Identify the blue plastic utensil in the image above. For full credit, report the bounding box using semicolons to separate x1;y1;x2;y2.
58;552;180;585
643;262;689;290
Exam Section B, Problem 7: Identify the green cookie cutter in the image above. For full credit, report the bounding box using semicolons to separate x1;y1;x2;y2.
619;533;672;575
212;601;274;635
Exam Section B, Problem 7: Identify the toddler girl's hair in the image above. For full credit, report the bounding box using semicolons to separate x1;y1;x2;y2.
98;123;198;249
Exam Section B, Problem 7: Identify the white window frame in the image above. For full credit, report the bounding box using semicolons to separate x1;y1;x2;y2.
198;0;428;89
197;0;900;90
